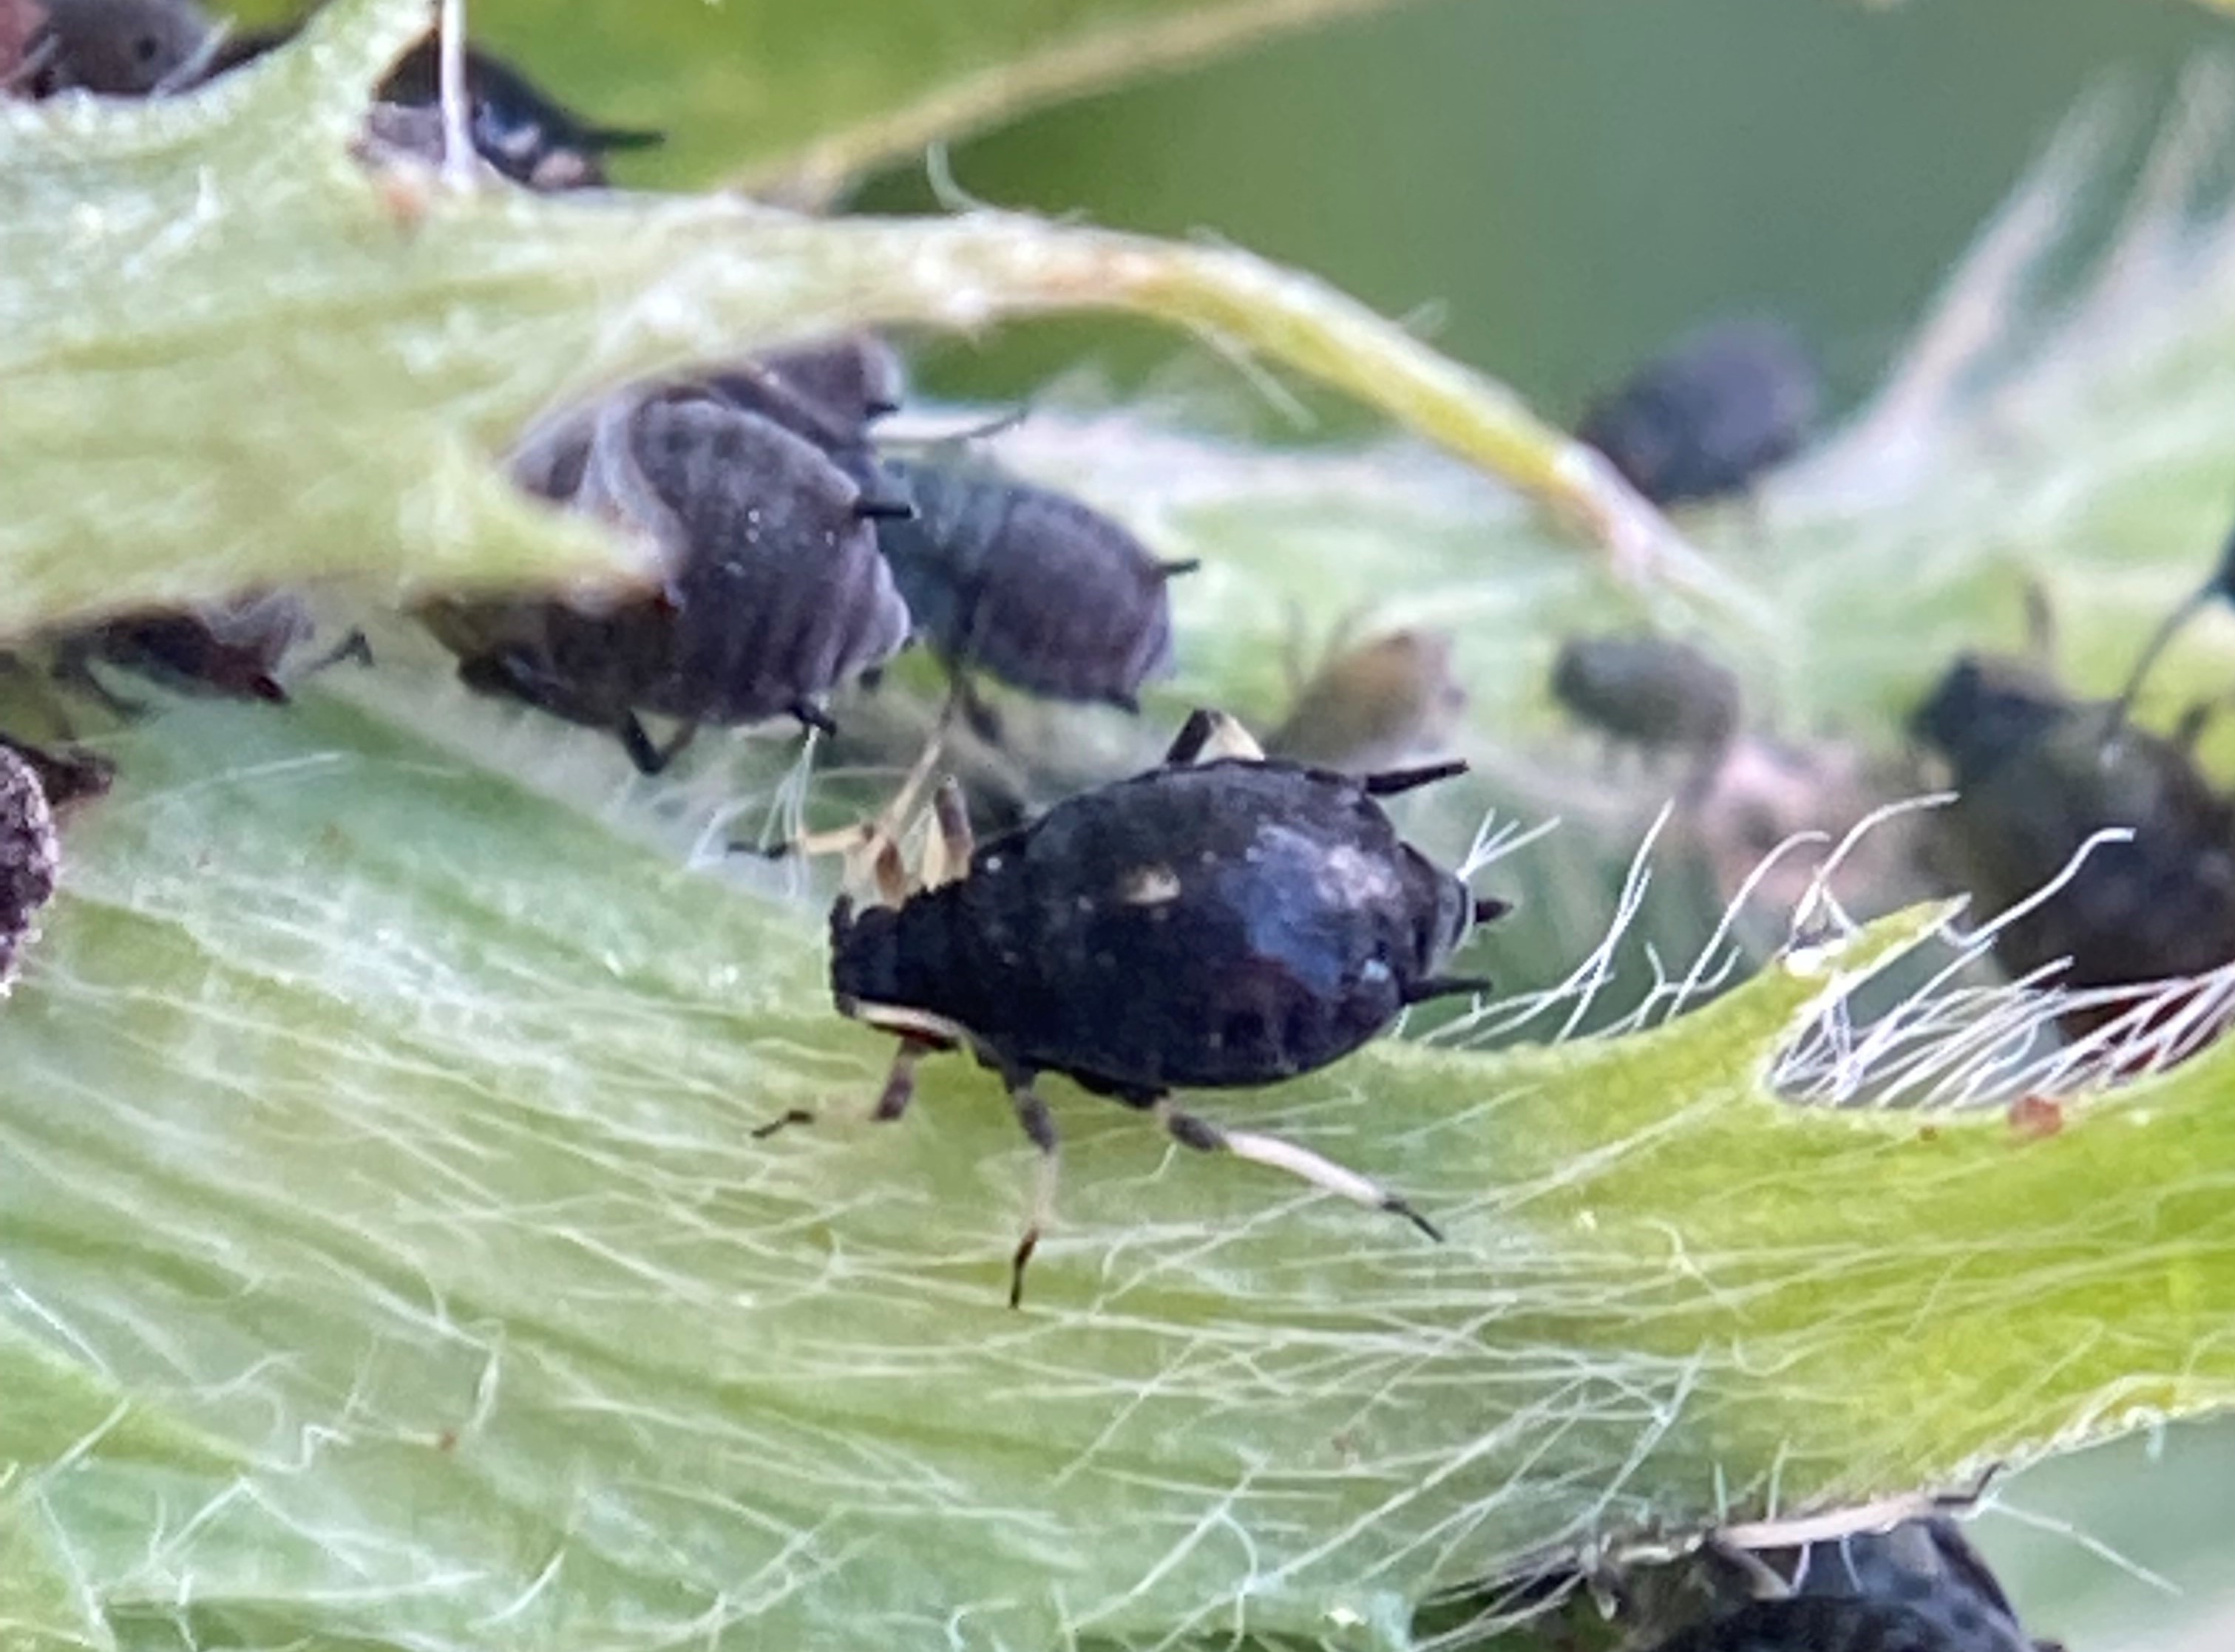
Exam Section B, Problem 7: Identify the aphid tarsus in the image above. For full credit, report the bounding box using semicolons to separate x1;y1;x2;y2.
1578;318;1821;506
815;708;1504;1304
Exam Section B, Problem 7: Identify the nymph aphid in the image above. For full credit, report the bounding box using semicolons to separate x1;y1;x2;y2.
50;593;370;715
1265;624;1468;775
1550;631;1742;760
807;708;1505;1305
205;25;662;190
1577;318;1821;506
870;458;1198;738
28;0;211;97
423;387;911;775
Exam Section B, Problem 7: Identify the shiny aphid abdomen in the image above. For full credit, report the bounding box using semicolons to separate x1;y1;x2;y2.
833;758;1483;1097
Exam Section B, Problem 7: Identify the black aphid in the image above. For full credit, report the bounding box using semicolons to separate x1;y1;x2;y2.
1911;650;2235;1038
872;458;1196;733
1643;1518;2052;1652
0;741;59;993
814;708;1505;1305
1551;632;1741;757
27;0;211;97
1578;318;1821;506
423;388;912;775
50;592;368;715
205;25;662;190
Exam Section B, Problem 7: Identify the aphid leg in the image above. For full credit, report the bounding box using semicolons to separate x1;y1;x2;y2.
1402;975;1493;1006
1155;1101;1443;1243
617;714;699;777
748;1107;816;1140
872;1037;938;1121
790;700;839;737
918;778;974;891
748;710;951;903
956;675;1005;747
1163;707;1264;766
1360;759;1468;797
47;647;146;721
1008;1080;1062;1308
300;629;377;677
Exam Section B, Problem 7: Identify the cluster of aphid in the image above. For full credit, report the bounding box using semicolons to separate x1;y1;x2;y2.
1553;316;2235;1058
4;10;2187;1643
0;0;1517;1315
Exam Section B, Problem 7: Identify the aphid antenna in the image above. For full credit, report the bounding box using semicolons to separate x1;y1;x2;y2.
438;0;475;194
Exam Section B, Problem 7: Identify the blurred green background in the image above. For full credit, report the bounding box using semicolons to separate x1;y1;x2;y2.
852;0;2220;430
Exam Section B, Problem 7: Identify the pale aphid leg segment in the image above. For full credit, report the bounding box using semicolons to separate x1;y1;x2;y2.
1154;1101;1445;1243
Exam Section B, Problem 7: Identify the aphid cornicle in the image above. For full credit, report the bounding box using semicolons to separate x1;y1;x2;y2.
423;387;912;775
204;27;662;191
0;742;60;994
1577;318;1822;506
1550;632;1742;758
870;458;1197;733
819;708;1505;1305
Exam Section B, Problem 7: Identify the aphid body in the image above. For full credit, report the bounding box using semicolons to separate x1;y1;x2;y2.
1578;318;1821;506
30;0;208;96
0;741;59;993
425;389;911;773
821;710;1502;1302
1912;652;2235;1029
1265;625;1468;775
205;28;661;190
52;591;321;708
1551;632;1742;755
873;458;1191;715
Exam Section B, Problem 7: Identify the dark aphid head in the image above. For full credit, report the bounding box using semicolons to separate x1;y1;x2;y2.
1551;632;1741;752
33;0;211;96
1578;317;1821;506
1907;653;2070;786
0;741;60;991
